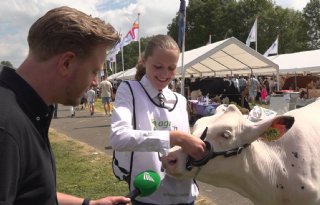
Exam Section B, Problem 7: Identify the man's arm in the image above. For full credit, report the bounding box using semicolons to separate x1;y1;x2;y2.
57;192;130;205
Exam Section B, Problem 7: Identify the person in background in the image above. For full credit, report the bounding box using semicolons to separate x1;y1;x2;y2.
87;86;96;116
70;106;76;117
0;6;130;205
53;103;58;118
80;91;88;110
248;74;260;105
260;84;268;104
110;34;207;205
100;75;113;116
238;75;247;94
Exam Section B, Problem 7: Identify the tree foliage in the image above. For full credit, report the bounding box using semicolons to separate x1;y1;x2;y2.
0;61;13;68
168;0;310;54
111;0;315;74
303;0;320;49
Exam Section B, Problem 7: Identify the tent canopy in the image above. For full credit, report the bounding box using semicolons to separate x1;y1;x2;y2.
268;49;320;74
108;70;125;80
176;37;279;77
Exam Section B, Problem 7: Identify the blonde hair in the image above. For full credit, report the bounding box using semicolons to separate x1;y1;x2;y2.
135;34;179;81
27;6;119;61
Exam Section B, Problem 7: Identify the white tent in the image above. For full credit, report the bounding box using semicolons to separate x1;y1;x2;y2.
268;49;320;74
117;67;137;80
108;37;280;83
108;70;125;80
176;37;279;78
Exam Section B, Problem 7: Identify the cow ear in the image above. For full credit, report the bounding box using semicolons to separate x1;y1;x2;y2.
261;116;295;141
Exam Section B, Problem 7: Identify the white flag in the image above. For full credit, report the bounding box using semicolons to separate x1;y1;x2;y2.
246;18;257;46
106;43;121;62
264;36;279;57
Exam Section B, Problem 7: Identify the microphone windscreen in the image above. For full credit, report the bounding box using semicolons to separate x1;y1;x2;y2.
133;170;161;197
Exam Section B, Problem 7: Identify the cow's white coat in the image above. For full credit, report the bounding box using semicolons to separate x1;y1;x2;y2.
162;99;320;205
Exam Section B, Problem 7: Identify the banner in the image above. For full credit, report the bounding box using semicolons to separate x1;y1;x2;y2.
264;36;279;57
246;18;257;46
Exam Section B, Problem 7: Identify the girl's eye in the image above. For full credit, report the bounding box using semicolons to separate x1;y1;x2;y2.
153;65;162;69
168;66;176;71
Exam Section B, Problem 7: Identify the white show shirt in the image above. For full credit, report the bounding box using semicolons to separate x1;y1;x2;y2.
110;76;198;204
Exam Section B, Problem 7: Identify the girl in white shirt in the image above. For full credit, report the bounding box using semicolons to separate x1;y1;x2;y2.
110;35;206;205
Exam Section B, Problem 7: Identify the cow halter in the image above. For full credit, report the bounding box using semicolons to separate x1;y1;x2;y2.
186;127;250;171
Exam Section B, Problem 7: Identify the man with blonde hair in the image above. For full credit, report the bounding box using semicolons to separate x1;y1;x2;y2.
0;6;129;205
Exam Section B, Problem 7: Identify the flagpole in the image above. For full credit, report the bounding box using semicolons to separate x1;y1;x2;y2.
138;12;141;60
179;0;187;96
255;17;258;51
121;46;125;78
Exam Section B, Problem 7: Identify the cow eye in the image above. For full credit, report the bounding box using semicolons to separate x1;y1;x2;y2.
221;130;232;139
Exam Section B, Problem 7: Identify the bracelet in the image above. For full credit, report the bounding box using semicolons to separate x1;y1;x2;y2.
82;198;91;205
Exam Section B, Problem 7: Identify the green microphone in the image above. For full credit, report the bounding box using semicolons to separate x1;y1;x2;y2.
117;170;161;205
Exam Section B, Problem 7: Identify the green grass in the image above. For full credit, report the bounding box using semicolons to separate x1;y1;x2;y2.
49;129;216;204
94;98;105;113
50;129;128;199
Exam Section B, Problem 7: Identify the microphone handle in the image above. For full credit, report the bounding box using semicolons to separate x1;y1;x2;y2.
115;189;140;205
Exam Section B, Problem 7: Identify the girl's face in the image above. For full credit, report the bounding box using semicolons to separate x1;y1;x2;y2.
144;47;179;91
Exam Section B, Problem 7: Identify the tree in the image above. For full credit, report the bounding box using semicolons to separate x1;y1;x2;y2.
303;0;320;49
167;0;309;54
1;61;13;68
108;36;151;76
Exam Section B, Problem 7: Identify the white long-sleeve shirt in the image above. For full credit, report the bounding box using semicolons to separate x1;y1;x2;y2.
110;76;198;204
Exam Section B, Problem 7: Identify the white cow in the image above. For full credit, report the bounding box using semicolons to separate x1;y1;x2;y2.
162;99;320;205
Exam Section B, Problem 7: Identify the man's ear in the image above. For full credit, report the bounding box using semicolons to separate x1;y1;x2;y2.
57;52;76;77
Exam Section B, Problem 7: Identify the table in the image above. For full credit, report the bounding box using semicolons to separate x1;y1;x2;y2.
188;100;220;117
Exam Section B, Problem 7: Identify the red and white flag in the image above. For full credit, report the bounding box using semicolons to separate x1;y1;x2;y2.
120;22;139;47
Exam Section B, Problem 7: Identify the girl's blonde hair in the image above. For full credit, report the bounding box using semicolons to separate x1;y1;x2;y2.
135;35;179;81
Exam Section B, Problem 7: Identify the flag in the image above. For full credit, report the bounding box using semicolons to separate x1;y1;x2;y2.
121;22;139;47
246;18;257;46
206;34;212;45
106;21;139;62
264;36;279;57
178;0;186;50
106;42;121;62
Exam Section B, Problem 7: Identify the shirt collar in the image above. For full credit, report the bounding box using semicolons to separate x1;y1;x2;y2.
140;75;174;100
0;67;52;124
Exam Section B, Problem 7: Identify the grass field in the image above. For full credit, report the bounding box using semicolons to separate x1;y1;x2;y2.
50;129;216;205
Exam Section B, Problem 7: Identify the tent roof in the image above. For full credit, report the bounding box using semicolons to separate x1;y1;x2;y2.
117;67;137;80
109;70;125;80
176;37;279;77
268;49;320;74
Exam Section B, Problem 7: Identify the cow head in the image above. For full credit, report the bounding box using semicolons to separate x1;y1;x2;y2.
162;104;294;180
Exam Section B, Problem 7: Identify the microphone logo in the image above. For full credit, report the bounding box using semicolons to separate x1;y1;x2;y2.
143;172;155;182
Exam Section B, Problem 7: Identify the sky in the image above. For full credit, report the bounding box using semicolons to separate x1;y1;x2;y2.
0;0;310;68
